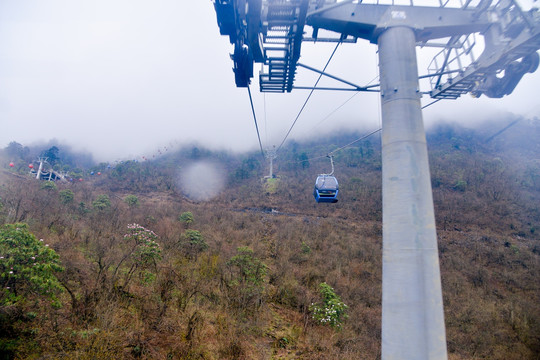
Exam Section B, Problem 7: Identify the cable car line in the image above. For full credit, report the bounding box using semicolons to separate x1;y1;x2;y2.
305;71;380;139
288;127;382;166
276;42;342;153
263;92;268;148
328;128;381;157
310;91;361;132
247;84;266;157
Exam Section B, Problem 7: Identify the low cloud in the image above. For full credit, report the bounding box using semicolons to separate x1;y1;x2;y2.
176;161;226;202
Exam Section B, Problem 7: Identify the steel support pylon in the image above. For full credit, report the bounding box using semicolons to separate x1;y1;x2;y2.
378;27;447;360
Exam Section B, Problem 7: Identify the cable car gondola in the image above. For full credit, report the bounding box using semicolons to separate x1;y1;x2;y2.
314;175;339;203
313;155;338;203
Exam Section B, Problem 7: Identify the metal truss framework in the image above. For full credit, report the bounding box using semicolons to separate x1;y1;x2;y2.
214;0;540;98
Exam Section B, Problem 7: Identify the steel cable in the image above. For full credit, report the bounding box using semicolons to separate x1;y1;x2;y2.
276;42;342;152
247;84;266;157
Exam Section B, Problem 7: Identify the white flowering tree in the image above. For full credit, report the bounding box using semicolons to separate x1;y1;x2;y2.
118;223;161;288
309;282;348;329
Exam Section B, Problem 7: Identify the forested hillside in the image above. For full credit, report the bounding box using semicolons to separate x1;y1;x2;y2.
0;119;538;359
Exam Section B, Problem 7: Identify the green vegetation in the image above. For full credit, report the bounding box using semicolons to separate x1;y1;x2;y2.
226;246;268;312
124;194;139;208
178;211;194;227
309;282;348;329
40;181;57;191
41;146;59;165
92;194;111;210
0;223;64;306
59;189;74;204
0;120;538;359
182;229;208;257
263;177;280;194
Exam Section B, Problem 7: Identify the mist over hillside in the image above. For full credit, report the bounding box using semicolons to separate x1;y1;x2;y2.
0;118;538;359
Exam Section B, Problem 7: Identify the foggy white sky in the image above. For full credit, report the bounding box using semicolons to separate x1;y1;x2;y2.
1;0;539;162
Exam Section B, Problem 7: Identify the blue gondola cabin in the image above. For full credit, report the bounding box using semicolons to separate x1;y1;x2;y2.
314;175;339;203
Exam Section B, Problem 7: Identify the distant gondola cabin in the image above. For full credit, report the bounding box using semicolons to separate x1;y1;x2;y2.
314;175;339;203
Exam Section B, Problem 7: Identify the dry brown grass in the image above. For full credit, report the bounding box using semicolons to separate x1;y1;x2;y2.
1;125;539;359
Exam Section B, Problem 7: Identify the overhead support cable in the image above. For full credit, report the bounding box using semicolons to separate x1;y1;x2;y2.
292;128;382;165
247;85;266;157
276;42;342;152
328;128;382;156
263;93;268;148
303;71;379;138
311;91;361;130
485;118;521;143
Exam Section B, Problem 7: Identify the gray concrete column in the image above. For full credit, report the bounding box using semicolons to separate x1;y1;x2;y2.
378;26;447;360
